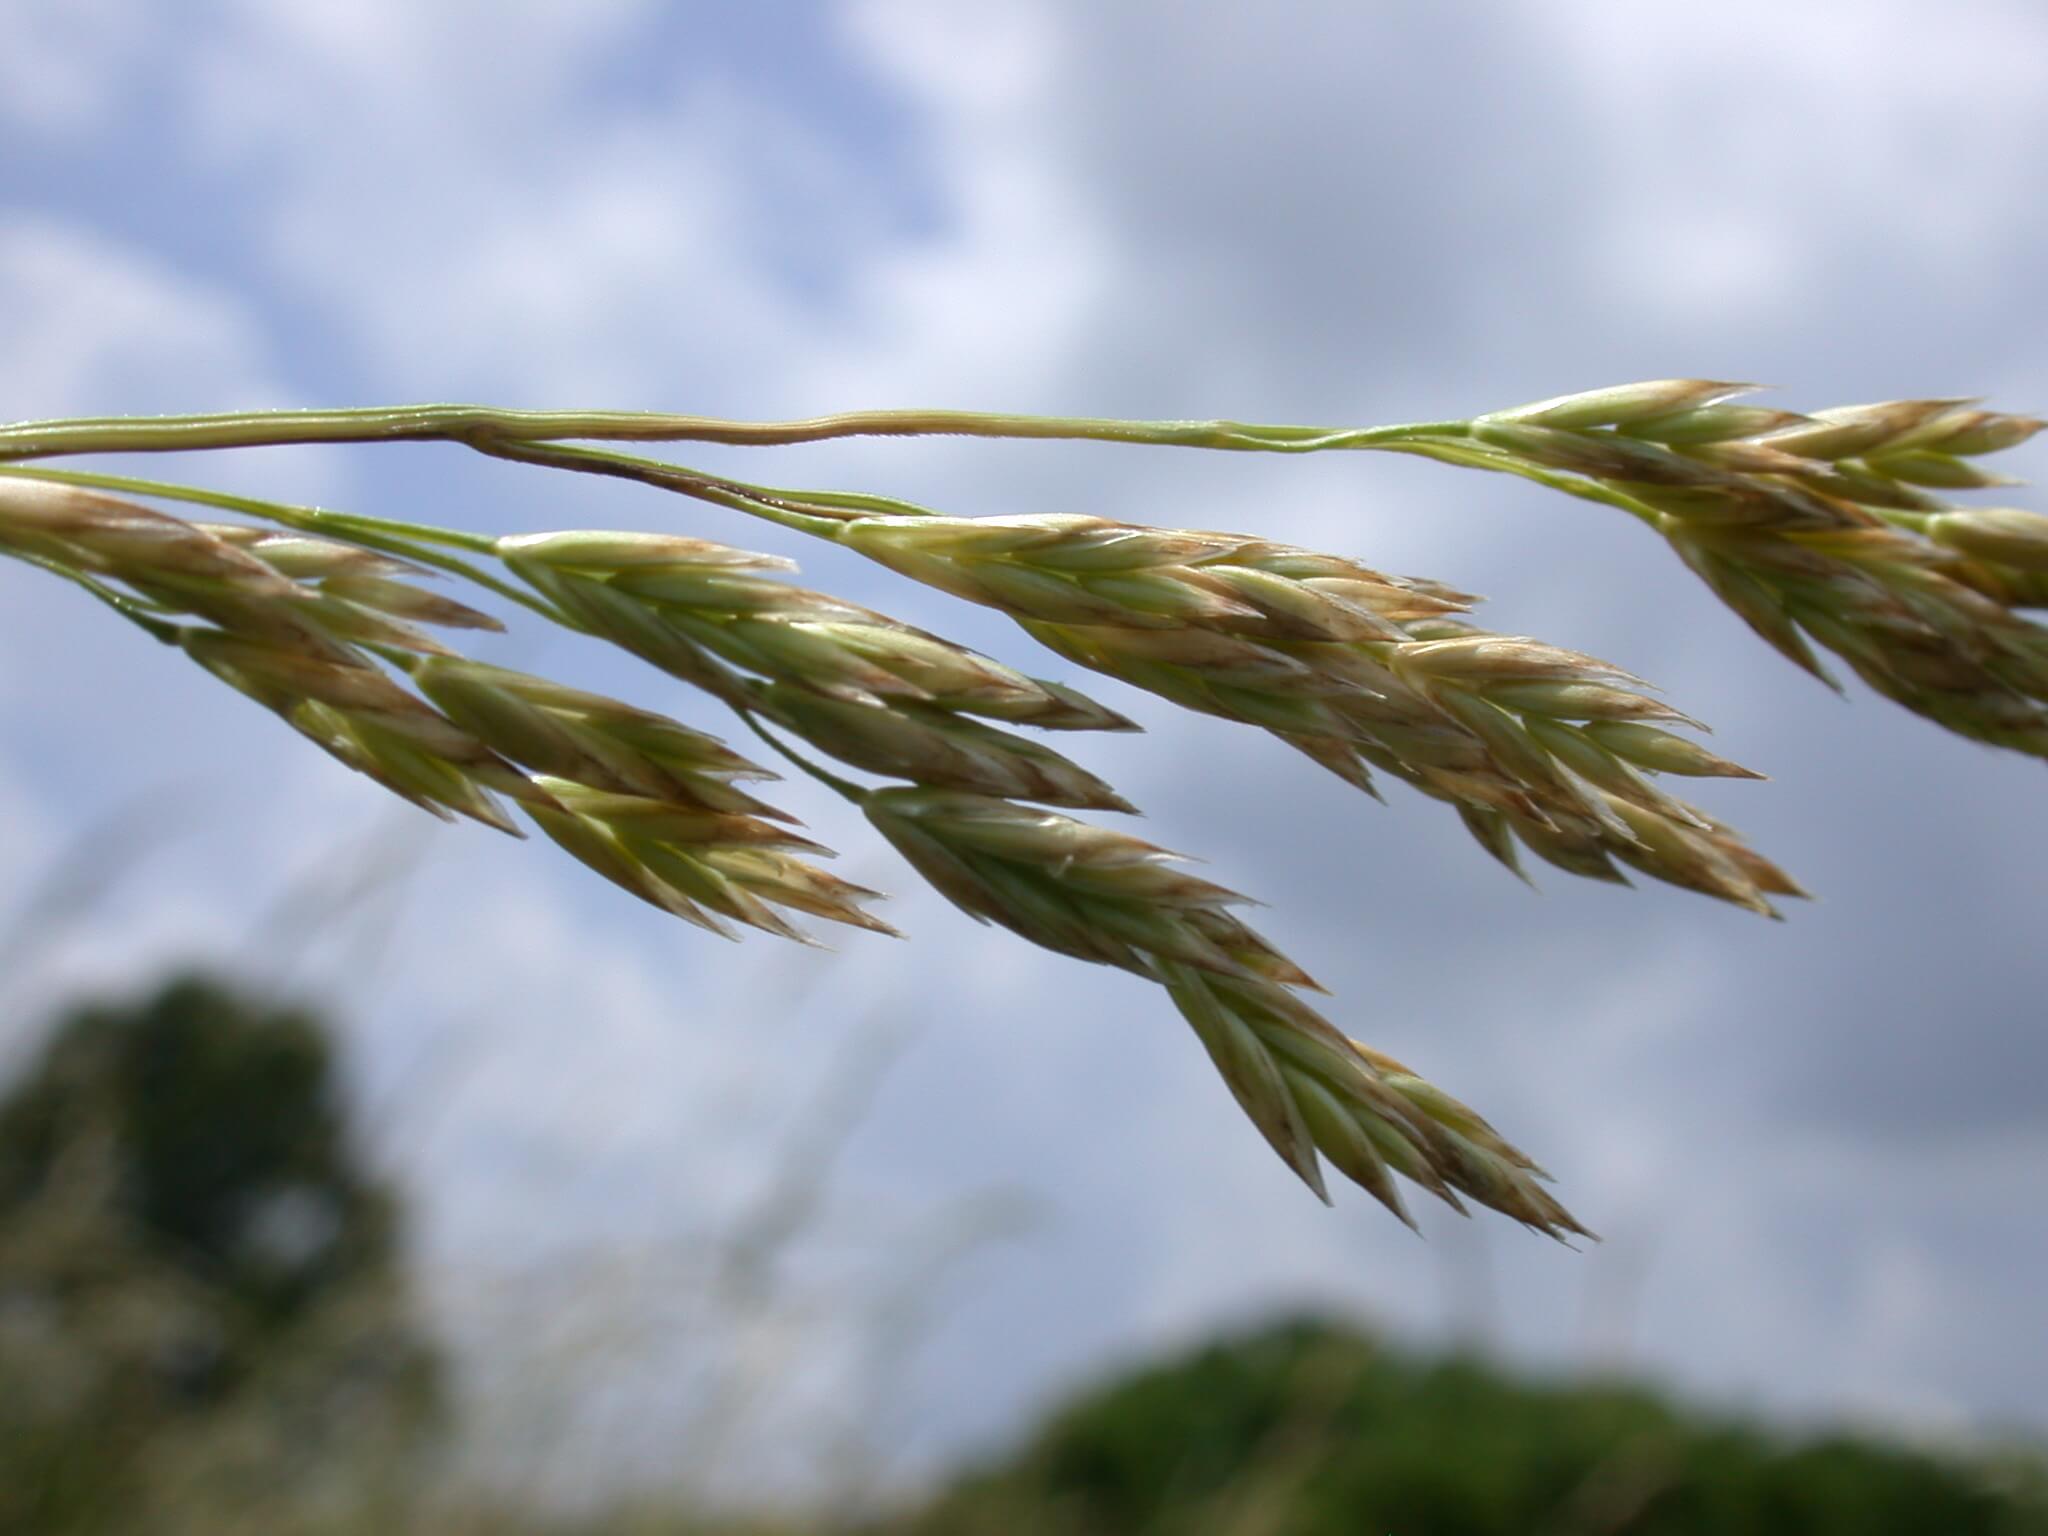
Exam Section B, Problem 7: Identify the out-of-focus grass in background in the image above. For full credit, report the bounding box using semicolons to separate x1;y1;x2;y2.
2;845;2043;1534
0;823;1046;1533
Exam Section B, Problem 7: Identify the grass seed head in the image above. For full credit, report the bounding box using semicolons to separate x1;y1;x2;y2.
1480;379;1754;431
824;506;1787;909
499;529;1134;738
527;778;890;944
1463;383;2048;764
863;784;1580;1234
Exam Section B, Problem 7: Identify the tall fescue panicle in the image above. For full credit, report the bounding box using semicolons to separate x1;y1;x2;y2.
6;372;2038;1233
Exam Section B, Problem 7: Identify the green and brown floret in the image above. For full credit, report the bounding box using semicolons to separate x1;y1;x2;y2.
1461;380;2048;759
197;522;508;643
526;780;891;943
180;630;552;833
864;787;1584;1237
493;529;1137;809
839;513;1447;642
1326;615;1799;911
830;510;1793;912
406;655;792;821
402;655;893;939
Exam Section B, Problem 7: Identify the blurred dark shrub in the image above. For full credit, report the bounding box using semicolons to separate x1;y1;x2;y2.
890;1317;2048;1536
0;972;442;1533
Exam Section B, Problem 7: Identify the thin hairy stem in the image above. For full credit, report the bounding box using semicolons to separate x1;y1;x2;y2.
466;436;861;539
0;403;1468;461
3;548;186;644
736;709;873;804
1370;439;1669;529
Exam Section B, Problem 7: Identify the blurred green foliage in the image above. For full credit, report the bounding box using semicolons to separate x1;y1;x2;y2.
892;1318;2048;1536
0;972;442;1533
0;973;2041;1534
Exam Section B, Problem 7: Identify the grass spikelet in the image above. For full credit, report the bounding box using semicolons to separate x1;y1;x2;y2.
828;509;1788;911
179;630;544;832
1450;383;2048;759
529;780;892;942
407;655;792;819
864;787;1584;1235
499;529;1128;729
496;529;1137;806
0;477;539;828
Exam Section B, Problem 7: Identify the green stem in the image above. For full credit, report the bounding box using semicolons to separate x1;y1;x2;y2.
735;707;870;804
466;437;885;539
1372;439;1670;531
474;437;1682;575
1;547;185;645
0;402;1468;461
5;401;1669;553
0;396;1687;552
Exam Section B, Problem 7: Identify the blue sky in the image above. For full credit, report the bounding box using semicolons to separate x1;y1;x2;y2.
4;0;2047;1502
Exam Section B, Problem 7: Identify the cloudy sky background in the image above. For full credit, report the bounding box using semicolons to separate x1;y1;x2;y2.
4;0;2046;1501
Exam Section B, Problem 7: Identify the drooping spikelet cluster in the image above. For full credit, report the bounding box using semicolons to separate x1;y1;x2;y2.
866;789;1584;1234
1462;381;2048;759
829;511;1797;913
495;530;1137;811
0;477;884;942
483;522;1588;1227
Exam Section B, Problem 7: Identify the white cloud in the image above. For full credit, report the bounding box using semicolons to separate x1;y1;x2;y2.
1597;207;1802;319
39;0;1111;426
802;1;1108;408
0;1;171;139
0;216;280;419
113;3;825;405
1544;1;2048;320
842;0;1057;112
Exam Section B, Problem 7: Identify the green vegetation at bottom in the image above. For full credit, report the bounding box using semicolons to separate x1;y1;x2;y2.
888;1318;2048;1536
1;969;2041;1534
